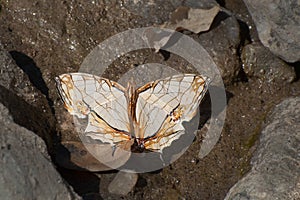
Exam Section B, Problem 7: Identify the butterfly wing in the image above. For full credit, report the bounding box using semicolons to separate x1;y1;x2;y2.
55;73;131;144
135;74;210;151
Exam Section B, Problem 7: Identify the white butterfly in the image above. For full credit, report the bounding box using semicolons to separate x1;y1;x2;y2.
55;73;210;153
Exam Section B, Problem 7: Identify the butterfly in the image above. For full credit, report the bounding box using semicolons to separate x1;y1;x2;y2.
55;72;210;153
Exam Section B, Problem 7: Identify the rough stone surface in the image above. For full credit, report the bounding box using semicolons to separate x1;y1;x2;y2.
223;0;259;41
198;15;241;85
108;172;138;196
243;0;300;63
225;97;300;200
242;43;296;83
123;0;218;25
0;103;80;200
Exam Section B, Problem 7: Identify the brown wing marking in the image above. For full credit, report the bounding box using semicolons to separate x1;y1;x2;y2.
86;111;131;144
143;105;185;151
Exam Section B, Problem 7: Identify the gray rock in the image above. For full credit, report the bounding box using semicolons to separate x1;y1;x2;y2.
243;0;300;63
241;43;296;83
184;0;218;8
223;0;259;41
198;16;241;84
0;103;80;200
225;97;300;200
108;171;138;196
122;0;218;25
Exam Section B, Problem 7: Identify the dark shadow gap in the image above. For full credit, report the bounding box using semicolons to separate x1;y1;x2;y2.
216;0;225;7
290;61;300;81
235;19;252;83
0;85;55;151
237;19;251;48
57;167;102;198
199;86;232;127
206;11;230;31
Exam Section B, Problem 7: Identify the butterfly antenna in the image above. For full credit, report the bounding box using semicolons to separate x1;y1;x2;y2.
111;145;118;156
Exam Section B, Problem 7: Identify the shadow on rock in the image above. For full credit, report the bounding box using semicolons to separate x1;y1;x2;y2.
0;85;55;151
9;51;55;114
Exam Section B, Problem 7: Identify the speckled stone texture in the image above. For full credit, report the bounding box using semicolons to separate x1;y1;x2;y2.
0;103;80;200
225;97;300;200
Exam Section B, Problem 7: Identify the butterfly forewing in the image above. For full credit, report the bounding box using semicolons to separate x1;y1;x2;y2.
56;73;131;144
136;74;210;150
